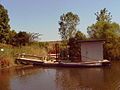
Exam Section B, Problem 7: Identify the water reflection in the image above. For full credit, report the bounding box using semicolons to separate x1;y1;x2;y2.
0;61;120;90
15;66;40;77
0;69;11;90
11;67;57;90
56;68;104;90
102;61;120;90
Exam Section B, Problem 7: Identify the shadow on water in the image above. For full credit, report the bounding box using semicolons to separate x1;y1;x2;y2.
0;61;120;90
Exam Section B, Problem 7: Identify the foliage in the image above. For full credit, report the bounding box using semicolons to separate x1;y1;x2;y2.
0;44;14;68
28;32;41;42
59;48;69;60
87;8;120;60
0;42;48;68
12;31;30;46
0;4;41;47
13;45;47;57
59;12;80;41
95;8;112;22
39;42;49;48
87;22;120;39
68;31;86;61
0;4;11;44
68;38;81;62
75;31;86;40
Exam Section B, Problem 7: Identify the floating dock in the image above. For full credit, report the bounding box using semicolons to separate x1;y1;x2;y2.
16;58;110;68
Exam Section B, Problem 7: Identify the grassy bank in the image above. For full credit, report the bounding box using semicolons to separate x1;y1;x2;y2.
0;43;48;68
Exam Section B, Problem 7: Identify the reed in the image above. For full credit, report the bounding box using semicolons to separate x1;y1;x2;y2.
0;43;48;68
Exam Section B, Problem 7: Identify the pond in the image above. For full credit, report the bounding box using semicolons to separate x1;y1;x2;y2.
0;61;120;90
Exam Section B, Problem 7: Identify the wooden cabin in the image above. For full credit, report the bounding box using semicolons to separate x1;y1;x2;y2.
69;39;105;62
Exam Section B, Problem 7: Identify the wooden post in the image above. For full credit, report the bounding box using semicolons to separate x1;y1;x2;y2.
55;43;59;61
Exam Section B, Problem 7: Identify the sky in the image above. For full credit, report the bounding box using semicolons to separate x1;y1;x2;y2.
0;0;120;41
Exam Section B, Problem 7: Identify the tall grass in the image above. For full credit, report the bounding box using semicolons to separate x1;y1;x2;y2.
0;43;48;68
0;43;14;68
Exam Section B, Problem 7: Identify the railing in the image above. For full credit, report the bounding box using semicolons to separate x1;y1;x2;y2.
16;53;46;60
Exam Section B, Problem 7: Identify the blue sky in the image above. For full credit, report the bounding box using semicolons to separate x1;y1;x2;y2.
1;0;120;41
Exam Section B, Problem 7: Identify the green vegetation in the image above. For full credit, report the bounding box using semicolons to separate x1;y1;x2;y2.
0;43;48;68
58;12;86;60
59;9;120;61
11;31;30;46
0;4;46;68
58;12;82;60
59;12;80;41
0;4;11;44
75;31;86;40
0;3;120;68
68;31;86;61
87;8;120;60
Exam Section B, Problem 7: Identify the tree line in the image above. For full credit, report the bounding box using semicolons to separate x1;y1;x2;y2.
58;8;120;60
1;3;120;60
0;4;41;47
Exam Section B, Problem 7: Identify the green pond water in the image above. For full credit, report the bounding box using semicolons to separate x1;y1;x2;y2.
0;61;120;90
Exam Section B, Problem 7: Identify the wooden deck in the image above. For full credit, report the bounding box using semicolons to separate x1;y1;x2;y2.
16;57;110;67
16;58;44;65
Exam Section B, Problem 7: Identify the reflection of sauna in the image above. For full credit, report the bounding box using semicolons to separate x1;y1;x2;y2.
56;68;104;89
78;68;104;86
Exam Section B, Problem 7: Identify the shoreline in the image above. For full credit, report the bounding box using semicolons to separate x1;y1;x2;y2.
0;64;34;70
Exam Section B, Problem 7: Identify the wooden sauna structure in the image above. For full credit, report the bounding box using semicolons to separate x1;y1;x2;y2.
68;39;105;62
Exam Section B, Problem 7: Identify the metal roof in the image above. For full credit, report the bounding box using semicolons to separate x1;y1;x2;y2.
78;39;105;43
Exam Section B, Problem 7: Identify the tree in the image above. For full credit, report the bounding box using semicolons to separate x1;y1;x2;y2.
28;32;41;42
87;8;120;60
95;8;112;22
9;30;17;45
68;31;86;62
0;4;11;44
12;31;30;46
75;31;86;40
59;12;80;41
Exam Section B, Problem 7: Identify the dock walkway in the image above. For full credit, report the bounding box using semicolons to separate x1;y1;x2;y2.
16;57;110;67
15;53;110;67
